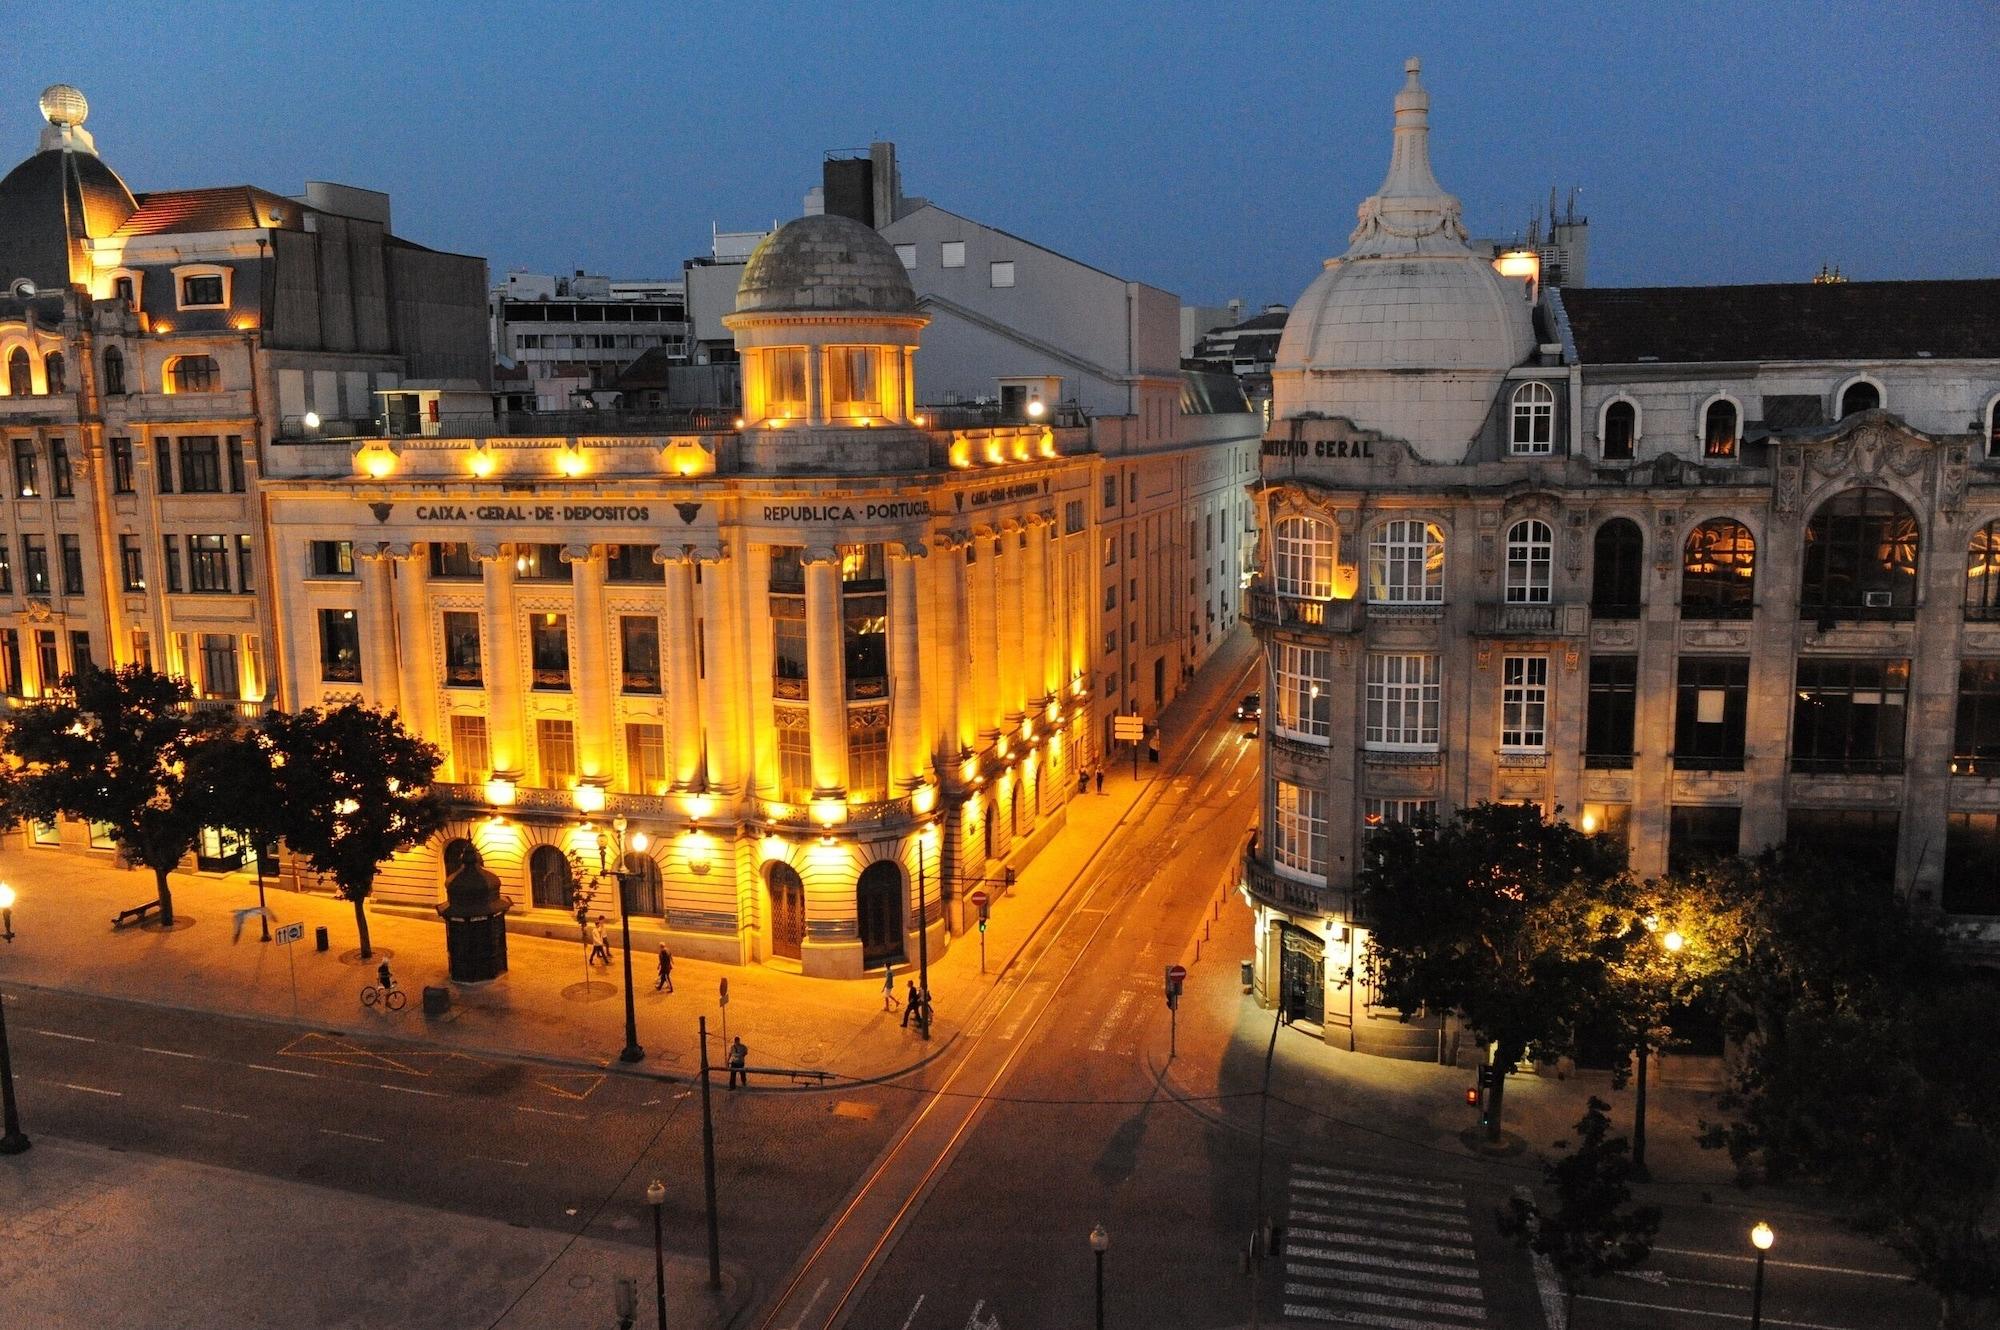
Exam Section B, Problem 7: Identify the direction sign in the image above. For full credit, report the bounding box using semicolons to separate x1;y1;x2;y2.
1165;963;1187;993
1112;714;1145;742
274;922;305;946
968;889;991;921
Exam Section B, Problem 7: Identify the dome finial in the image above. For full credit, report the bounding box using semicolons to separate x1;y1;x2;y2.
1405;56;1421;80
1343;57;1467;258
35;84;98;156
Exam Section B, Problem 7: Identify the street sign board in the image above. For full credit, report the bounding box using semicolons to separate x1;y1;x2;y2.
718;976;729;1006
968;889;990;921
274;922;305;946
1164;963;1187;997
1112;715;1145;742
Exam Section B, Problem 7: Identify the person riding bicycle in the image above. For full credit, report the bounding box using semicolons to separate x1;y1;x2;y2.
377;960;395;994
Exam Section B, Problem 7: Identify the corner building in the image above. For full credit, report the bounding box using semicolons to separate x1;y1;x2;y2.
268;215;1151;978
1244;59;2000;1056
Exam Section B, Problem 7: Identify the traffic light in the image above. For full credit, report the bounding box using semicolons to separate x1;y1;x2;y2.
1464;1086;1479;1106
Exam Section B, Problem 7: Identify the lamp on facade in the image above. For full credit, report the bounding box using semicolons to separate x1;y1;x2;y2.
575;781;608;816
558;447;587;477
485;773;518;807
302;411;321;431
359;445;396;479
469;446;495;477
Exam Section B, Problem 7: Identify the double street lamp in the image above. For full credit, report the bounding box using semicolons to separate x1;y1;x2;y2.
0;881;27;1155
595;816;650;1065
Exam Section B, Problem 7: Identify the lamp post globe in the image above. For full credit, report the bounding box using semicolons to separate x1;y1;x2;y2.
1089;1223;1109;1329
0;883;26;1154
646;1178;668;1330
1749;1221;1774;1329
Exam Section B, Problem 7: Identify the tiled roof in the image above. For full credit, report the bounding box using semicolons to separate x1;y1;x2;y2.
1561;279;2000;365
114;185;301;237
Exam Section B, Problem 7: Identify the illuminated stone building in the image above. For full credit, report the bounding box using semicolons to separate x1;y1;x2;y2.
267;213;1256;977
1242;59;2000;1056
0;84;484;864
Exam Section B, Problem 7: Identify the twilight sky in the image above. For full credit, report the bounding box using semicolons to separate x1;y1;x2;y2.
3;1;1993;307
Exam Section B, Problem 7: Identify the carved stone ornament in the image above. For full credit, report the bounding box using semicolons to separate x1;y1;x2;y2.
1774;446;1802;515
1682;627;1749;650
1941;445;1970;515
1591;624;1639;649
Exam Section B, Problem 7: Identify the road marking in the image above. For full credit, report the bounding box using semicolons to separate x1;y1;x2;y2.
1290;1232;1475;1261
319;1128;383;1143
1296;1162;1463;1193
1283;1282;1486;1320
30;1029;94;1042
1330;1196;1488;1227
1575;1293;1865;1329
1292;1178;1469;1211
1652;1247;1911;1280
1291;1251;1480;1280
1292;1213;1475;1244
1287;1165;1489;1330
247;1063;318;1078
896;1295;924;1330
49;1080;121;1096
1086;988;1138;1052
1516;1184;1567;1329
1281;1303;1480;1328
516;1105;586;1120
471;1154;530;1168
1286;1263;1484;1300
180;1103;250;1120
382;1083;446;1098
144;1046;201;1059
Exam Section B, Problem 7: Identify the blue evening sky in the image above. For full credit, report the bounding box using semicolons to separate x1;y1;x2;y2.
3;1;1993;307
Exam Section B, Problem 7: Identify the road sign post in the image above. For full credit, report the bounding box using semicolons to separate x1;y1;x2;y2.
1114;713;1145;781
718;975;729;1050
1165;964;1187;1060
276;921;305;1019
969;890;991;974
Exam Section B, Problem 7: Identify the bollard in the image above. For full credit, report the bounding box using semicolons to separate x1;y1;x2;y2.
422;985;451;1016
314;925;329;952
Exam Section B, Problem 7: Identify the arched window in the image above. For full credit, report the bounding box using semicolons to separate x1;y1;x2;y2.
1591;519;1644;619
1703;398;1738;459
620;852;663;916
441;838;474;880
6;348;29;396
1987;396;2000;460
1272;515;1335;600
1504;520;1553;604
1511;381;1555;455
1367;519;1444;603
528;844;575;912
1839;379;1880;418
101;346;125;396
42;353;64;395
856;861;905;967
1682;520;1757;619
166;354;219;394
1601;400;1636;461
1966;522;2000;620
1801;487;1919;620
766;861;805;960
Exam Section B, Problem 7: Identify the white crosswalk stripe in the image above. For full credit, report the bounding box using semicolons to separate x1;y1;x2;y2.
1283;1163;1488;1327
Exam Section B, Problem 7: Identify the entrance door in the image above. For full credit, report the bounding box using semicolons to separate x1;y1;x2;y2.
529;844;574;911
856;862;905;967
767;863;805;960
1279;924;1326;1026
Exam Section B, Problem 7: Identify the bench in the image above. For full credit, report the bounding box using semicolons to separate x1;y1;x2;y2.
112;900;162;929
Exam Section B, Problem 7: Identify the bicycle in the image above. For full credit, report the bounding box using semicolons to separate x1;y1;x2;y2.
361;982;406;1011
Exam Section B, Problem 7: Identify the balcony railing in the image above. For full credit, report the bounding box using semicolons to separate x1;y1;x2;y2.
1673;753;1745;772
1244;587;1359;633
1472;602;1588;638
1790;755;1906;776
1243;849;1334;915
1583;752;1635;770
917;401;1089;430
1362;747;1443;767
1268;732;1332;764
1797;601;1917;624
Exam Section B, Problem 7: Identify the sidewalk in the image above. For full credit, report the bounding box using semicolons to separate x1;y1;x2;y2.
0;629;1262;1090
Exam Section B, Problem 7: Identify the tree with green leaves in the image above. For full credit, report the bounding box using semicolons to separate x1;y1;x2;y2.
1499;1095;1660;1326
263;703;445;959
2;665;233;927
182;721;289;937
1357;801;1633;1142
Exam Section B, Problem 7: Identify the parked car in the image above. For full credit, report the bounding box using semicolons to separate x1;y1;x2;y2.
1235;692;1262;721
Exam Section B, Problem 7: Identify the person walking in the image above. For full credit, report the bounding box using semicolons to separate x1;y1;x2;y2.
726;1036;748;1089
655;944;674;992
881;962;899;1012
901;980;922;1028
1094;768;1105;795
587;916;612;967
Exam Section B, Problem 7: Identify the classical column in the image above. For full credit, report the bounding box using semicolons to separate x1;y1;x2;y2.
699;549;744;794
358;546;402;716
391;546;435;742
744;544;778;795
1022;517;1051;706
888;548;924;789
566;546;611;782
969;533;1001;740
997;523;1027;721
661;553;705;790
930;537;967;762
804;551;847;795
479;545;523;776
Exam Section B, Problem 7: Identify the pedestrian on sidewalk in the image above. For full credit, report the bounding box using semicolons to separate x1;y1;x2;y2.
901;980;922;1028
882;962;899;1011
1094;768;1104;795
655;944;674;992
587;916;612;967
917;989;934;1035
726;1036;748;1089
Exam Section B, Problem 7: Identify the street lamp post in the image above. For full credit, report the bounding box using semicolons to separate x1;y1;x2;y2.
1750;1221;1773;1329
1633;923;1685;1180
915;827;933;1040
1089;1223;1109;1330
646;1177;668;1330
0;882;27;1155
597;817;649;1065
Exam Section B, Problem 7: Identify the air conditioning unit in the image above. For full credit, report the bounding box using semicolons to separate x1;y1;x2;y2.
1862;591;1893;609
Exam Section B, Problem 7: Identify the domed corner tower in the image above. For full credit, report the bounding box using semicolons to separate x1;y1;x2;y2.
723;213;934;474
0;85;138;293
1272;58;1535;460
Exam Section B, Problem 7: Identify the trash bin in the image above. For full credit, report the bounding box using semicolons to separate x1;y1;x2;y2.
314;925;330;952
422;985;451;1016
1240;959;1254;993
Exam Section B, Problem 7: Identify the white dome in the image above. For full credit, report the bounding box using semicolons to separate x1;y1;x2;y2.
1272;59;1534;458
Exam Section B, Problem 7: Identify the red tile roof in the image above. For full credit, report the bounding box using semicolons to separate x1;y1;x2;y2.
113;185;302;237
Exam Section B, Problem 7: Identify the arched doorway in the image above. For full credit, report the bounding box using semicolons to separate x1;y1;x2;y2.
766;862;805;961
529;844;574;912
621;852;663;917
856;861;905;967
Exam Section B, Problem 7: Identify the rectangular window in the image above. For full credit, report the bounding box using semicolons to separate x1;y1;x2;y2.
1065;499;1084;534
110;437;134;493
30;819;60;847
224;436;245;492
12;439;38;497
625;723;667;794
536;718;577;787
428;542;479;579
442;611;482;686
1954;661;2000;775
119;535;144;591
318;608;361;682
776;716;813;799
180;273;224;306
990;260;1015;288
68;630;91;675
1945;812;2000;914
530;613;570;690
199;633;238;697
1274;642;1332;741
308;540;354;577
1784;807;1900;890
33;629;58;692
941;241;965;268
188;534;231;592
515;542;569;581
1364;653;1440;749
153;437;173;493
448;713;489;782
0;630;20;695
619;615;660;693
768;545;805;593
1585;656;1637;766
1271;780;1328;881
1668;805;1741;874
58;533;83;596
1500;655;1549;750
235;535;254;593
825;347;880;417
1673;656;1749;770
1103;585;1117;612
161;536;182;593
1579;802;1631;853
129;628;150;671
1102;475;1117;509
48;438;73;498
847;722;890;800
21;536;48;595
0;539;14;592
1791;657;1909;774
763;348;808;414
88;820;116;851
772;597;807;697
606;544;665;583
1362;797;1439;865
177;437;222;493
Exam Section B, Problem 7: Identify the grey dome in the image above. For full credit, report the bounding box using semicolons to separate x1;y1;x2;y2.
734;214;917;316
0;148;137;291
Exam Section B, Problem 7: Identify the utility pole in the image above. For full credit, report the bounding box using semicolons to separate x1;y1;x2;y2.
697;1016;721;1290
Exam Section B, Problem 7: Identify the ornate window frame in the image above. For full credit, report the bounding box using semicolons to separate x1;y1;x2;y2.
1698;391;1743;461
171;263;232;312
1597;394;1640;462
1834;373;1885;420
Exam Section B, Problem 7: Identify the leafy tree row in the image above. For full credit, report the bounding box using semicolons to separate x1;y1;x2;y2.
0;664;443;957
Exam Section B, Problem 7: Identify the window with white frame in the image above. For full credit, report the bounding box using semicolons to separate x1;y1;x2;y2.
990;261;1015;288
1501;655;1550;750
1364;653;1439;749
1274;643;1332;741
1504;519;1553;603
941;241;965;268
1368;519;1444;603
1511;381;1555;454
173;265;229;310
1363;797;1437;830
1272;515;1335;599
1271;780;1328;881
